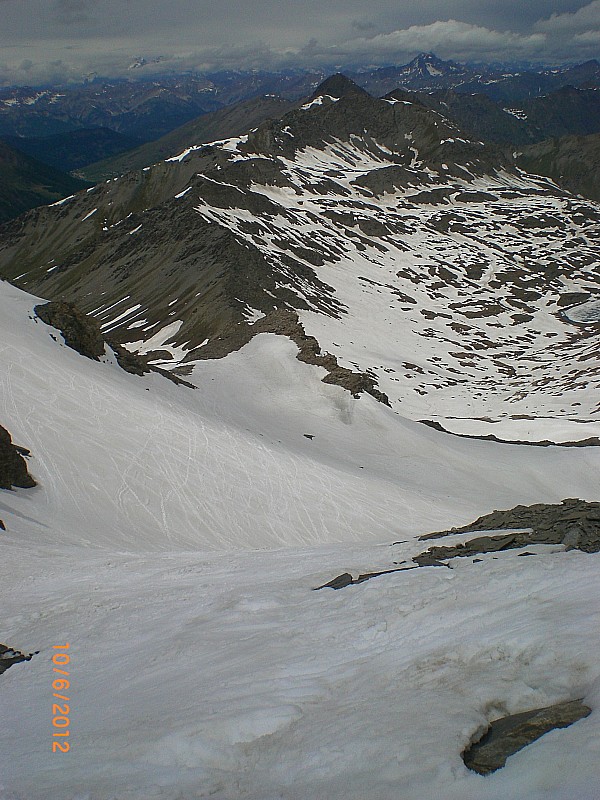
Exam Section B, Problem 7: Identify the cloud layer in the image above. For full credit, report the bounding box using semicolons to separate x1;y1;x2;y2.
0;0;598;85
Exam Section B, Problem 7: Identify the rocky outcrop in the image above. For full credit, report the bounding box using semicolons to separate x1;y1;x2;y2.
315;566;419;590
0;643;37;675
419;419;600;448
34;301;194;388
420;499;600;554
34;301;105;360
317;499;600;589
463;700;591;775
0;424;35;490
193;308;389;404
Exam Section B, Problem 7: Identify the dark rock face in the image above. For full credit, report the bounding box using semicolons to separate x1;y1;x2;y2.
0;424;36;490
0;643;37;676
517;132;600;203
34;301;194;388
34;301;105;360
463;700;591;775
310;74;370;100
414;533;527;566
419;419;600;448
315;566;419;590
420;498;600;555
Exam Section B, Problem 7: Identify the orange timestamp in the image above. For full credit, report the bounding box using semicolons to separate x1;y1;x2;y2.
51;643;71;753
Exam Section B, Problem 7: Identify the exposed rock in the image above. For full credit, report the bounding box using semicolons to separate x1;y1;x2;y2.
193;308;390;405
315;572;355;590
0;424;36;490
316;499;600;589
34;301;194;388
420;498;600;554
35;301;105;360
315;566;419;590
265;310;390;405
463;699;591;775
310;74;371;101
419;419;600;447
557;291;592;308
0;643;37;676
413;533;526;566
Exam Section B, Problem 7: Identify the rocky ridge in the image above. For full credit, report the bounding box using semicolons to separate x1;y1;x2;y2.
0;643;37;676
420;498;600;554
0;75;598;442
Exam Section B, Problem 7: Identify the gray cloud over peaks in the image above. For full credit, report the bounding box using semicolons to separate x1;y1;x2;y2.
0;1;598;86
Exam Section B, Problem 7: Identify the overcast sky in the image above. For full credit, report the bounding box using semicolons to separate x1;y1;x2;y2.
1;0;599;85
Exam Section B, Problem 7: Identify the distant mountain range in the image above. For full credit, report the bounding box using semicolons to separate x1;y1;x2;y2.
352;52;600;101
79;96;294;182
1;54;599;144
2;56;600;224
0;73;322;141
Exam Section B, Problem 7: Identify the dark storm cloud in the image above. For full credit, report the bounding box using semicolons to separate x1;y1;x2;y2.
54;0;89;25
351;20;377;33
0;1;598;85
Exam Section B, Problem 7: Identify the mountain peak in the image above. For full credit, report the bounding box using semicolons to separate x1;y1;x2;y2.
404;52;462;77
311;74;369;100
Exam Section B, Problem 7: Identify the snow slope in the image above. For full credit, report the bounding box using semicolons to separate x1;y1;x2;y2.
1;280;599;552
2;537;600;800
1;279;600;798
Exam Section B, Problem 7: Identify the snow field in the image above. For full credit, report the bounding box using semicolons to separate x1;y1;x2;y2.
1;281;599;553
1;280;600;798
185;137;600;441
0;539;599;799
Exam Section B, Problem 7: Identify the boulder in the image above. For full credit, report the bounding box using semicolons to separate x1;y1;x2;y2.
463;699;591;775
0;424;36;489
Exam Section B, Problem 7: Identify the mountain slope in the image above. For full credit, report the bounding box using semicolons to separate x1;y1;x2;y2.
79;95;294;181
2;128;142;172
0;140;90;224
518;133;600;202
423;86;600;148
0;77;598;444
4;277;599;551
1;75;600;800
1;263;600;800
522;87;600;139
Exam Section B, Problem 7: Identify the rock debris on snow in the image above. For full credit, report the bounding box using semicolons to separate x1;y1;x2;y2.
462;700;592;775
